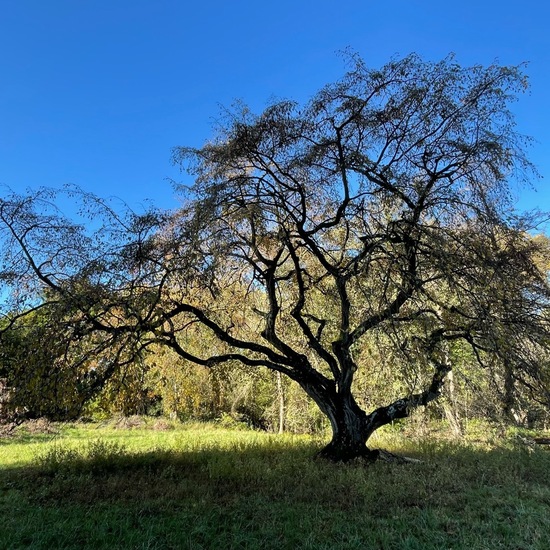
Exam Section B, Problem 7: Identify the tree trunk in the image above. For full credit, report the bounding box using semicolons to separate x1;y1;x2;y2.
442;369;463;437
298;361;451;462
297;380;369;461
313;392;376;462
317;415;376;462
276;371;285;434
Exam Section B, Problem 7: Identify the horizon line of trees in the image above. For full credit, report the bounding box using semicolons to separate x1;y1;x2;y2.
2;283;550;436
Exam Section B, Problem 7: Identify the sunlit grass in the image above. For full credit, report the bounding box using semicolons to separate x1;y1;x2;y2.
2;419;550;549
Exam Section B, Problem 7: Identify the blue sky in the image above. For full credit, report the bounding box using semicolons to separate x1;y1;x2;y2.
1;0;549;220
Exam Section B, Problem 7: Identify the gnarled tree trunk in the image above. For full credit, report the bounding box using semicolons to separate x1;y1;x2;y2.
302;362;451;462
316;395;376;461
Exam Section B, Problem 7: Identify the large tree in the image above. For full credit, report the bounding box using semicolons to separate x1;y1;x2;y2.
1;54;549;459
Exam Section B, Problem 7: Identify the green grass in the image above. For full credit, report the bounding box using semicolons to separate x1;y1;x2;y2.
1;420;550;549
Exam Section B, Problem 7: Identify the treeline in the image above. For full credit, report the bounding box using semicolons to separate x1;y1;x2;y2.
2;306;549;434
95;342;550;434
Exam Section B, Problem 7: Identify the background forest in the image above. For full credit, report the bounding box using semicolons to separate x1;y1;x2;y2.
3;282;550;437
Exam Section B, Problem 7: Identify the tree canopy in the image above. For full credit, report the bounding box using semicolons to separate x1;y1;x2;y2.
1;54;549;460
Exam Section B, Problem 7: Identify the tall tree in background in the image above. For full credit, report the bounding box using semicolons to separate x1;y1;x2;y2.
1;54;549;460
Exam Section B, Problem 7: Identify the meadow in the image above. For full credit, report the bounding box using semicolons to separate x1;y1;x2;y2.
1;419;550;549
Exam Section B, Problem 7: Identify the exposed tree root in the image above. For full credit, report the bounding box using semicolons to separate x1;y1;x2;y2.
316;446;422;464
375;449;422;464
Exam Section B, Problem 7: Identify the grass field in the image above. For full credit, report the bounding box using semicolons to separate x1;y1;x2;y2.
1;419;550;549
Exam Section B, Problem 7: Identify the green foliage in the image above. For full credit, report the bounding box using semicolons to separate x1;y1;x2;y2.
0;310;90;422
85;359;159;419
144;346;223;421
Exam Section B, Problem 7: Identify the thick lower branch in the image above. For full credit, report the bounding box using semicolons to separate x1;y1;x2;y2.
364;361;451;438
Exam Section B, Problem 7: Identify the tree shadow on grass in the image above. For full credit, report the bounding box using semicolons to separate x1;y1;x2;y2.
2;440;550;550
2;437;549;508
2;438;326;505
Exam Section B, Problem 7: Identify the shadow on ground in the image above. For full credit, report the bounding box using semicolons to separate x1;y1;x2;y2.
2;437;550;549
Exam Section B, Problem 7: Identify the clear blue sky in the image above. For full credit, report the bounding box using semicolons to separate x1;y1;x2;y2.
1;0;549;219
